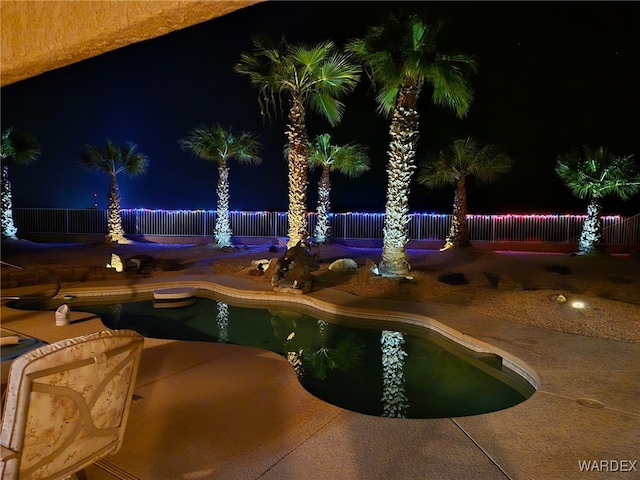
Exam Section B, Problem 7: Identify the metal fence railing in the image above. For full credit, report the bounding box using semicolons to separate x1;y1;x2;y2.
11;208;640;246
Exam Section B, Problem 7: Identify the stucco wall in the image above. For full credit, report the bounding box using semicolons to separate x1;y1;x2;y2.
1;0;263;86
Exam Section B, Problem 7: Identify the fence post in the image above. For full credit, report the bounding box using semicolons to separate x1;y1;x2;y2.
343;213;347;240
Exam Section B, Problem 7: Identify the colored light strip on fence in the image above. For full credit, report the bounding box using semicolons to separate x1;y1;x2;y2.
119;208;621;220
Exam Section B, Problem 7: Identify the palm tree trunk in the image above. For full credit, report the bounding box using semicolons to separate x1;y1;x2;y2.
214;161;233;247
286;96;309;249
579;196;605;254
380;84;421;277
1;165;18;239
314;165;331;244
445;176;471;249
106;174;128;244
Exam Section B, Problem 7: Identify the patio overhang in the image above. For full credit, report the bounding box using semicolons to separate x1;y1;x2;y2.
1;0;264;87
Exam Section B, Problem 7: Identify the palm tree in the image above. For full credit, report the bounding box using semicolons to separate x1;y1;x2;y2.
1;127;41;239
79;140;148;244
307;133;370;244
555;145;640;255
235;36;361;249
179;123;262;248
348;13;477;276
417;137;512;250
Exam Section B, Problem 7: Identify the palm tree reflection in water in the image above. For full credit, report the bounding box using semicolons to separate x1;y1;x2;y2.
110;304;123;328
276;313;364;383
216;301;229;343
381;330;409;418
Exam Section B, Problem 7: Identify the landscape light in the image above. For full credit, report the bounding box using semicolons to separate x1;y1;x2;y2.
571;300;586;309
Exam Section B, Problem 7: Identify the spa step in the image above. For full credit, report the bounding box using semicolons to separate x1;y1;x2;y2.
152;287;197;308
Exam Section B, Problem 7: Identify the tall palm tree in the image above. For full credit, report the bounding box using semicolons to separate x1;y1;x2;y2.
179;123;262;248
307;133;370;244
555;145;640;255
1;127;41;239
79;140;148;244
348;13;477;276
417;137;512;250
235;36;361;248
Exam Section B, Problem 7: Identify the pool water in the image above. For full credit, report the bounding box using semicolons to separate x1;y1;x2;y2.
16;295;534;419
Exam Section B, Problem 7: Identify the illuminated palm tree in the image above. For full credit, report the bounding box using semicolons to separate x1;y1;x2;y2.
348;13;477;276
235;36;361;248
1;127;41;239
555;145;640;254
79;140;148;244
307;133;370;244
417;137;512;250
179;123;262;248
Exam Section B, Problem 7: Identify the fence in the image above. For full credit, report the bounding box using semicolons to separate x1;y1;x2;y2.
12;208;640;246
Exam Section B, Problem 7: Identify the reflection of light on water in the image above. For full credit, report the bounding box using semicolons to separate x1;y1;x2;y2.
216;302;229;343
381;330;409;418
287;349;304;377
318;320;328;338
284;326;304;376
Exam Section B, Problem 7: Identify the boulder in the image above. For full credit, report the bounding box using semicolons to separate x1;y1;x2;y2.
328;258;358;272
106;253;123;273
267;241;319;291
125;254;155;274
251;258;271;271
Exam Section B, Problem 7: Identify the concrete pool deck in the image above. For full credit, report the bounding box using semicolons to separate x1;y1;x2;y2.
1;273;639;480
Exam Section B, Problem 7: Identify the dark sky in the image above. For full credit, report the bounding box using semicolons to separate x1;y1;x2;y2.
2;1;639;215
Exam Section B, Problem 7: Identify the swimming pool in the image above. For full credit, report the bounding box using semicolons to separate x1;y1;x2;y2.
13;293;535;419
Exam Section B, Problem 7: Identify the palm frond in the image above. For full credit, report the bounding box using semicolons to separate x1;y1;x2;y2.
1;127;41;164
416;157;456;188
307;133;370;177
237;36;360;126
309;92;345;126
180;123;261;166
375;86;401;117
348;12;476;120
79;140;148;177
556;146;640;200
417;137;511;188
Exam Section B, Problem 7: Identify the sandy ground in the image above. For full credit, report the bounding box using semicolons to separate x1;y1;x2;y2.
2;238;639;344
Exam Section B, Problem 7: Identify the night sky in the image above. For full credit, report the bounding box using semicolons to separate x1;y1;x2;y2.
2;1;639;216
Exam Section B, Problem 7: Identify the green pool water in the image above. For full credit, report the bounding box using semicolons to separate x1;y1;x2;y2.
15;294;535;419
